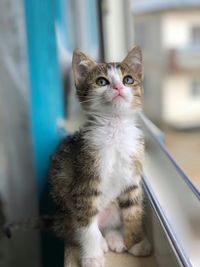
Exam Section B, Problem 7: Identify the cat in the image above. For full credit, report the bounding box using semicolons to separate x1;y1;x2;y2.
50;46;151;267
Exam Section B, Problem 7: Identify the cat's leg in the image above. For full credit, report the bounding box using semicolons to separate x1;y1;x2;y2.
104;229;126;253
78;217;105;267
74;193;105;267
98;202;125;253
118;183;151;256
70;173;105;266
98;202;121;231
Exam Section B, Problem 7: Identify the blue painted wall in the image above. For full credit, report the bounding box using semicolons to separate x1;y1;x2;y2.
24;0;65;195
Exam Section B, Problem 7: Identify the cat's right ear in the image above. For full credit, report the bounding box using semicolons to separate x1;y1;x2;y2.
72;49;96;87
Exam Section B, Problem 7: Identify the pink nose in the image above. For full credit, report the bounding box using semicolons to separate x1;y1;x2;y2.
112;82;123;91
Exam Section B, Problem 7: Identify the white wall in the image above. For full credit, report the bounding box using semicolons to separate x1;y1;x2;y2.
162;10;200;126
163;75;200;127
162;11;200;49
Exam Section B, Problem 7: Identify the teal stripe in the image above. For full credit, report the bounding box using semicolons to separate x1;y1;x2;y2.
24;0;65;194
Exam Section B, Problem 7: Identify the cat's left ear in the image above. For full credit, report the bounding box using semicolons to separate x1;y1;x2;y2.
72;49;97;87
122;46;143;80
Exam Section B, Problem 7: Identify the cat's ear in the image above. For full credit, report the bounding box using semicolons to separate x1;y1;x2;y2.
122;46;143;80
72;49;97;87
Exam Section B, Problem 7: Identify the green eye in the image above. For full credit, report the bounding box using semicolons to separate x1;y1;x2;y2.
123;75;134;85
96;77;109;86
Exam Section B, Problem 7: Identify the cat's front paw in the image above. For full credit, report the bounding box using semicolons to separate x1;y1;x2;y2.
105;230;126;253
81;257;105;267
128;237;151;257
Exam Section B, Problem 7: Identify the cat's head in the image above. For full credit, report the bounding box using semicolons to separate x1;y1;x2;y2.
72;46;143;116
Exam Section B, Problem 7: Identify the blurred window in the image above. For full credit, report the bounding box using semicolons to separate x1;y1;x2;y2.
191;26;200;45
135;23;146;49
191;78;200;97
56;0;75;53
56;0;100;59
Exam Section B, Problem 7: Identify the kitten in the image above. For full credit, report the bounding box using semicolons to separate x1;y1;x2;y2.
50;46;151;267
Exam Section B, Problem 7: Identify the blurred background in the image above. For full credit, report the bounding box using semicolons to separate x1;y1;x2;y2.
0;0;199;266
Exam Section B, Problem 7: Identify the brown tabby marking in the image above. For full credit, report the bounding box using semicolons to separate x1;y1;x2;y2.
122;205;144;249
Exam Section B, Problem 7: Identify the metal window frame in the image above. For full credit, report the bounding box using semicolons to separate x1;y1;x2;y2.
141;113;200;267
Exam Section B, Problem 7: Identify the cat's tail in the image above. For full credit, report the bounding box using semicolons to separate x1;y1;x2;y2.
0;215;54;239
0;212;76;247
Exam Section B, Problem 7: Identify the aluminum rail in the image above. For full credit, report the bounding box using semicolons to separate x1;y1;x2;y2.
141;114;200;267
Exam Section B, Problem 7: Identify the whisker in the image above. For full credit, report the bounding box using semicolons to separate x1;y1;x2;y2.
79;95;104;104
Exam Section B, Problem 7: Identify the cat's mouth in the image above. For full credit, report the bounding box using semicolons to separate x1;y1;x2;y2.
112;93;126;101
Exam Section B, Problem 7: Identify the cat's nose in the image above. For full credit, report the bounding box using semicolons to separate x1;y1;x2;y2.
112;82;123;91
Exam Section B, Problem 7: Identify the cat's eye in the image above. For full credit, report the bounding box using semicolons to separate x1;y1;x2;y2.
96;77;109;87
123;75;134;85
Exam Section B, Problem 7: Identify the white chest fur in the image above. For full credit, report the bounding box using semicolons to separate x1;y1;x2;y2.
85;116;142;210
